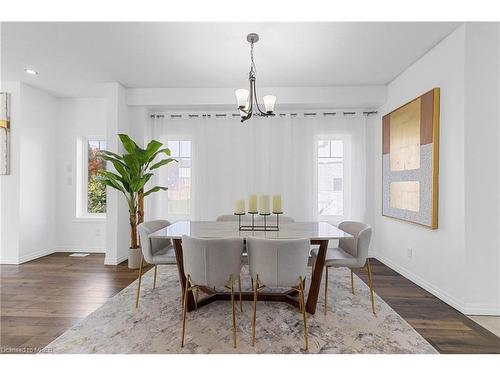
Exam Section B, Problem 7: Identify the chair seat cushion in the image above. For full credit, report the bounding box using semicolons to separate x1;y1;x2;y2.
310;247;361;268
151;244;176;264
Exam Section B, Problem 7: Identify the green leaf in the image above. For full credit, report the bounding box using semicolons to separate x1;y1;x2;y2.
118;134;138;154
98;150;123;161
144;140;163;160
150;158;176;170
143;186;168;197
123;153;140;175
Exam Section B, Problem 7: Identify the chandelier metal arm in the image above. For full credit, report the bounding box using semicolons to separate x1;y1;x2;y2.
237;33;276;123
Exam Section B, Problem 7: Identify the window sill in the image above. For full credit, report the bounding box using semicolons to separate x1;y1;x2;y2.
73;216;106;223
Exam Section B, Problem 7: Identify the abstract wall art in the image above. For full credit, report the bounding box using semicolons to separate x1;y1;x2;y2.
0;92;10;175
382;88;440;228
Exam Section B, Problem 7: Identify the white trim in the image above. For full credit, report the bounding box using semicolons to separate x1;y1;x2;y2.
72;217;106;223
0;247;106;264
314;134;352;221
375;252;500;316
53;246;105;253
104;254;128;266
76;136;107;220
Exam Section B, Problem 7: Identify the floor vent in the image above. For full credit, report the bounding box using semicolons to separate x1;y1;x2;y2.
69;253;90;257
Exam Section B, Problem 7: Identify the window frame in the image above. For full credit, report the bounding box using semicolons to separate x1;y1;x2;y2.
164;138;194;221
313;133;352;222
75;136;107;221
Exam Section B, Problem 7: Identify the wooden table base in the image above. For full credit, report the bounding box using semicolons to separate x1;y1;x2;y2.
173;238;328;315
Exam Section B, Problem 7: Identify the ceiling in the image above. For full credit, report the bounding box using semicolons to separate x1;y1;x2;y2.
1;22;460;97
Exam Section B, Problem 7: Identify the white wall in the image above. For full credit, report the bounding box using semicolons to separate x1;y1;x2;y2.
463;23;500;313
104;82;131;265
55;98;107;252
0;82;58;263
0;82;21;263
370;24;500;315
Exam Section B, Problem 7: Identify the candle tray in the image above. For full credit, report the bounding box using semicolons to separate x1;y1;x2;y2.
234;212;283;231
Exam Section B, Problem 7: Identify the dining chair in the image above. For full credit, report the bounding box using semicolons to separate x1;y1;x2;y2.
310;221;374;315
180;235;244;349
246;237;310;350
136;220;175;308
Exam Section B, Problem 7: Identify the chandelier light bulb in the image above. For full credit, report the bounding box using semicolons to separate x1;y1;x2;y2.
263;95;277;114
235;89;249;108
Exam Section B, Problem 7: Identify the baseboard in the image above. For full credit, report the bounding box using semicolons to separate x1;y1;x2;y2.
17;248;54;264
462;304;500;316
0;247;106;264
104;254;128;266
374;252;467;314
0;257;21;264
53;246;105;253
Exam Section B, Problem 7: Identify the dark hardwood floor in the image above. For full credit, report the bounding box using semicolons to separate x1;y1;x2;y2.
0;253;152;353
354;260;500;354
1;253;498;354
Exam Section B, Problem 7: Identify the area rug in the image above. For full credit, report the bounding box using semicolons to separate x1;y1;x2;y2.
43;265;437;354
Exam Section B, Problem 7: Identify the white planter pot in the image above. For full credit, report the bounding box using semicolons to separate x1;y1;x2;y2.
128;247;142;269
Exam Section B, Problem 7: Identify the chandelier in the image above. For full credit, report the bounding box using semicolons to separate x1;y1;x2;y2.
235;33;276;123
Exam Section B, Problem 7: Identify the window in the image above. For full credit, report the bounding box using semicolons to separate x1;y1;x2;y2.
317;139;344;216
166;140;191;216
76;137;106;219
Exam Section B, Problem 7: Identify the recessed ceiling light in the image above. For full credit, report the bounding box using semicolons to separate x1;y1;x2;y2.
24;68;39;75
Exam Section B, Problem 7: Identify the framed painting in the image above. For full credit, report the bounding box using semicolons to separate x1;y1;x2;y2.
382;88;440;229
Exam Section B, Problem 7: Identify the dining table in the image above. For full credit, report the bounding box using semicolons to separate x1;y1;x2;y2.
149;220;353;315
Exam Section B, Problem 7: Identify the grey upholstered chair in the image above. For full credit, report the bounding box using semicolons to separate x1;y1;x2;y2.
310;221;374;315
180;235;244;349
247;237;310;350
136;220;176;308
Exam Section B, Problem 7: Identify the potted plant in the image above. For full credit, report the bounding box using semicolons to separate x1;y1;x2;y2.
97;134;176;268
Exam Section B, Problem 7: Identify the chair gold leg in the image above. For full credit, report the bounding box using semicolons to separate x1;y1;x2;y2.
153;265;158;289
230;274;237;348
299;276;309;351
366;259;376;316
238;274;243;313
252;275;259;346
298;286;303;313
324;266;329;315
180;275;190;348
135;255;144;308
350;269;355;295
194;286;199;311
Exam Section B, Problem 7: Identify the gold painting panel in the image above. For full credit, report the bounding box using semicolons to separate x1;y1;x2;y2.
390;98;421;171
390;181;420;212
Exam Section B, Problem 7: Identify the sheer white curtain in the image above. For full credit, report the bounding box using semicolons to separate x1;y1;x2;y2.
146;113;367;224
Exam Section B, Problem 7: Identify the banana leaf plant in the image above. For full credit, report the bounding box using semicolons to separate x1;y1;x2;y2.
97;134;176;249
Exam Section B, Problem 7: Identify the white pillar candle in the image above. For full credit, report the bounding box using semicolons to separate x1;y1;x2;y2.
259;195;270;215
248;194;258;213
234;199;245;214
272;194;282;213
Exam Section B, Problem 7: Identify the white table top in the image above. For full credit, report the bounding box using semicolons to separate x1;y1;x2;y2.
149;220;353;241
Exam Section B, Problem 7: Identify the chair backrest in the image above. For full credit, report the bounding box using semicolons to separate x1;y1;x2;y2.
181;235;244;288
338;221;372;264
137;220;171;263
216;214;295;224
247;237;309;288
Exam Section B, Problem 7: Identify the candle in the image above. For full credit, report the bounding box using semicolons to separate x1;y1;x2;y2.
259;195;270;215
272;194;282;213
234;199;245;214
248;194;258;213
